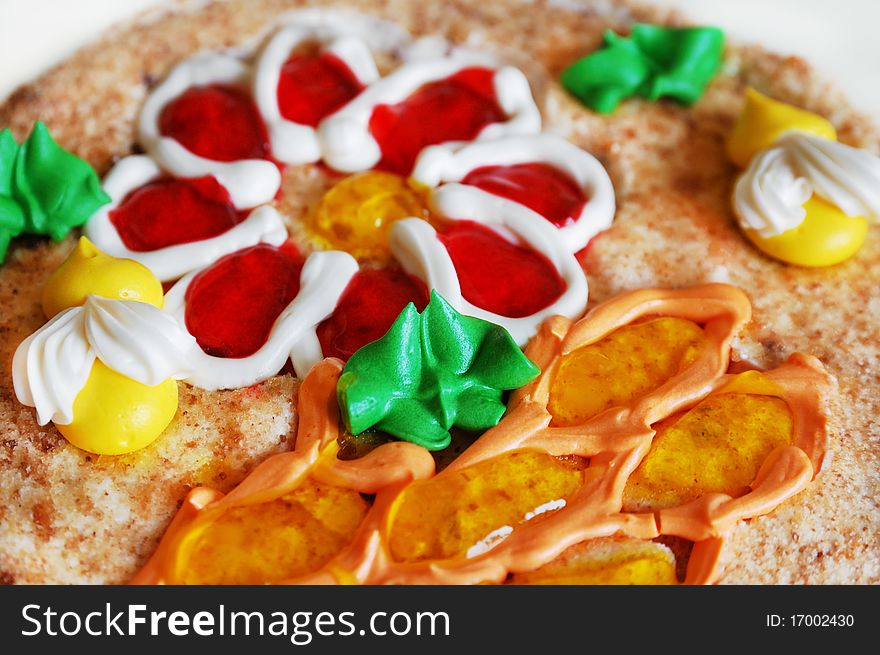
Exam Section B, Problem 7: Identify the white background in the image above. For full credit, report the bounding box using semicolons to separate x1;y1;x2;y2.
0;0;878;125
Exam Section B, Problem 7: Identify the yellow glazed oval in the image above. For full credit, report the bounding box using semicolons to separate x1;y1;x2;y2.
745;195;868;267
57;359;178;456
42;237;164;318
727;88;836;168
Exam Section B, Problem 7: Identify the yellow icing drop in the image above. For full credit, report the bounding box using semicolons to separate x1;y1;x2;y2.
727;87;836;168
41;236;164;318
744;195;869;267
58;359;178;456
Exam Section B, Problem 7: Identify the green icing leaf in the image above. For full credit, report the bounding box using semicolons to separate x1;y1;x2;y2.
0;122;110;263
14;122;111;241
0;131;24;263
337;290;540;451
561;23;724;114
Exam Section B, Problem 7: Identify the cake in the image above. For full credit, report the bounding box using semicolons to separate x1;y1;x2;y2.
0;0;877;585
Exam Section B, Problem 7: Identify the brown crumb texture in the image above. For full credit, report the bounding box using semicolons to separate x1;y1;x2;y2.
0;0;877;583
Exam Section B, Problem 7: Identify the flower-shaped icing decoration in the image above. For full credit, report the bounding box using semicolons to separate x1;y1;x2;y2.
0;122;110;263
338;290;540;450
357;284;754;585
728;88;880;266
139;54;281;208
317;55;541;174
137;284;829;585
132;358;435;585
561;23;724;114
163;243;358;389
411;134;616;253
84;155;288;281
13;238;196;455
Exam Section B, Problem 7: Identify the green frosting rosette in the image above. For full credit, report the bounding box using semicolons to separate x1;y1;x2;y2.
0;122;110;263
337;291;540;451
561;23;725;114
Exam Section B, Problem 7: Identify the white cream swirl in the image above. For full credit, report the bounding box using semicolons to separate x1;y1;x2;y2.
12;297;197;426
734;133;880;238
12;308;93;426
83;296;197;385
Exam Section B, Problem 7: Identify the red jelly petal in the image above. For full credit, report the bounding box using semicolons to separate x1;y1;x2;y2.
277;52;364;127
368;67;506;176
185;244;303;358
316;268;429;361
159;84;271;162
109;177;245;252
438;220;565;318
462;162;588;228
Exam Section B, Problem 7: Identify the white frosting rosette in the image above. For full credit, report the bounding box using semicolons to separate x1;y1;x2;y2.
84;155;288;282
734;133;880;237
12;296;197;426
317;55;542;173
139;53;282;209
164;249;359;389
411;134;616;253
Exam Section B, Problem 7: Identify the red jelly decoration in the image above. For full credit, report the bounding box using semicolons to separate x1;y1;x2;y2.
277;52;364;127
368;67;506;176
462;163;588;228
438;220;565;318
185;243;303;358
159;84;271;161
316;268;429;361
109;177;246;252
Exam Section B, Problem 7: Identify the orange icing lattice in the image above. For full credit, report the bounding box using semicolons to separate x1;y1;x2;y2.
134;284;829;585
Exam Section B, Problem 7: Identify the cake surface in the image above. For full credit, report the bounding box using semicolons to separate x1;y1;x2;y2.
0;0;877;584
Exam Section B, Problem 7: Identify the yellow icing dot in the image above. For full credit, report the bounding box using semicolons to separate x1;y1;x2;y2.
549;317;707;426
745;195;869;267
176;478;369;584
387;450;586;563
726;87;837;168
510;538;678;585
305;171;431;262
623;392;793;511
42;237;164;318
57;359;178;456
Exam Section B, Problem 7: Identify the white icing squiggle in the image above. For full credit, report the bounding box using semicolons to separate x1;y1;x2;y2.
164;249;358;390
253;24;379;165
12;297;197;426
411;134;616;253
317;56;541;173
390;189;588;346
734;133;880;238
84;155;288;282
139;54;281;209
